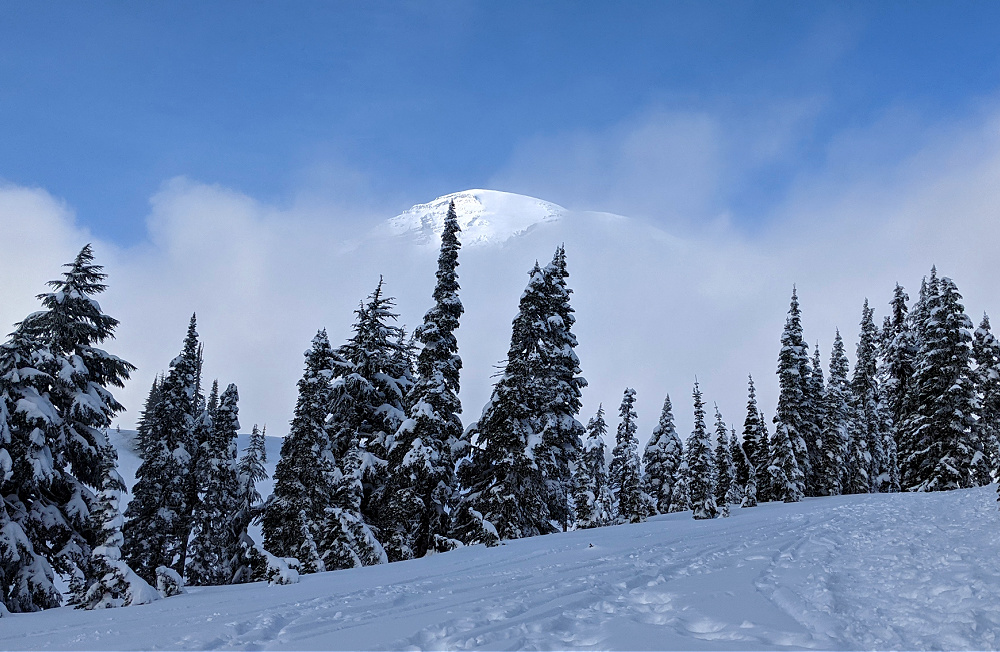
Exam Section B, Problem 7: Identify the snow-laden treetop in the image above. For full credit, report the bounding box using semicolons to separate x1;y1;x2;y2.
387;189;566;247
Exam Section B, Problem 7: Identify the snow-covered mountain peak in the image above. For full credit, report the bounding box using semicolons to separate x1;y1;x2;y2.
387;189;566;247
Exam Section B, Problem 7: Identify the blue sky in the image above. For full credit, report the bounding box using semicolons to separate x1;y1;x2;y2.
2;1;1000;244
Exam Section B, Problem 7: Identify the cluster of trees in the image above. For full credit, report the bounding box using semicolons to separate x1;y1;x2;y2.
122;315;268;589
4;223;998;615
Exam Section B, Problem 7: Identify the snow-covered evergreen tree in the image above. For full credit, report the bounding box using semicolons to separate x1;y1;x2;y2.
456;263;552;542
2;245;137;611
74;445;157;608
610;388;645;524
879;284;915;486
642;395;684;514
774;287;810;499
740;376;770;502
820;330;851;496
972;314;1000;485
0;330;63;612
730;426;748;506
320;439;388;571
900;275;979;491
333;279;413;534
768;420;804;503
686;382;717;519
187;383;241;586
532;246;587;531
383;202;464;560
851;299;885;493
261;330;338;573
231;424;268;584
573;405;615;528
712;406;736;508
123;315;201;583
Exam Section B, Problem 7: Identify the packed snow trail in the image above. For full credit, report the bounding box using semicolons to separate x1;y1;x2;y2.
4;487;1000;650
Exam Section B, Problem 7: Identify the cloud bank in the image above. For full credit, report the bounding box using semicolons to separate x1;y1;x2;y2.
2;101;1000;445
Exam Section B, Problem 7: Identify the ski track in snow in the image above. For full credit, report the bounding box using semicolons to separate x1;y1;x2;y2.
4;488;1000;650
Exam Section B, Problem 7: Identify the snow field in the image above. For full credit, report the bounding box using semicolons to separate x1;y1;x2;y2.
3;486;1000;650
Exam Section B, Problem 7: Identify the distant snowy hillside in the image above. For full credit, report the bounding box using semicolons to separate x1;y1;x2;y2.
4;486;1000;650
384;189;566;246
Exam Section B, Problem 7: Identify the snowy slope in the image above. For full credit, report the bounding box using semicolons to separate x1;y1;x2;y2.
384;189;566;247
4;487;1000;650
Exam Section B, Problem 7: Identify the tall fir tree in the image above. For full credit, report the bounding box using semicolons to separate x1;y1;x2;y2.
774;287;810;498
123;315;201;583
712;406;736;509
187;383;241;586
900;275;979;491
383;201;464;560
261;330;338;573
231;424;268;584
768;420;804;503
820;330;851;496
573;405;615;529
456;263;553;542
851;299;886;493
729;426;748;506
740;376;770;502
333;279;414;534
972;314;1000;485
533;246;587;531
879;284;915;455
686;382;717;519
610;388;645;524
642;395;684;515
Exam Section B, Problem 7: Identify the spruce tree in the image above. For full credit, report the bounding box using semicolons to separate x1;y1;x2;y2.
123;315;201;583
456;263;552;542
573;405;615;529
2;245;137;611
187;383;241;586
972;314;1000;485
0;330;64;612
900;275;979;490
879;284;915;473
774;287;810;498
807;343;828;491
768;420;804;503
821;330;851;496
383;202;464;560
75;445;156;608
610;388;645;523
730;427;748;505
333;279;413;532
261;330;338;573
533;246;587;531
740;376;770;502
642;395;684;514
686;382;717;519
231;424;268;584
851;299;885;492
320;438;387;571
712;406;736;508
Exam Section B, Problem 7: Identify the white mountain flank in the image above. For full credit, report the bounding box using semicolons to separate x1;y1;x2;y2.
386;189;566;246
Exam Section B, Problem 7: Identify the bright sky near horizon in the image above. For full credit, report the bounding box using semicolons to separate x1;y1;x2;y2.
3;1;1000;243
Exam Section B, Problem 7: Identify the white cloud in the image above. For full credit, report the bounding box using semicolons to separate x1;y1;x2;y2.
2;102;1000;447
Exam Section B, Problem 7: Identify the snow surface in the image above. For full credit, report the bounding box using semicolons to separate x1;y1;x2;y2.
385;189;566;247
4;473;1000;650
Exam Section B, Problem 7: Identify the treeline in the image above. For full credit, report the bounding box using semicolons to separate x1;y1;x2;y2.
3;205;998;614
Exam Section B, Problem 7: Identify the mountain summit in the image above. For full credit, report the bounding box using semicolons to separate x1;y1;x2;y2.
387;189;566;247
